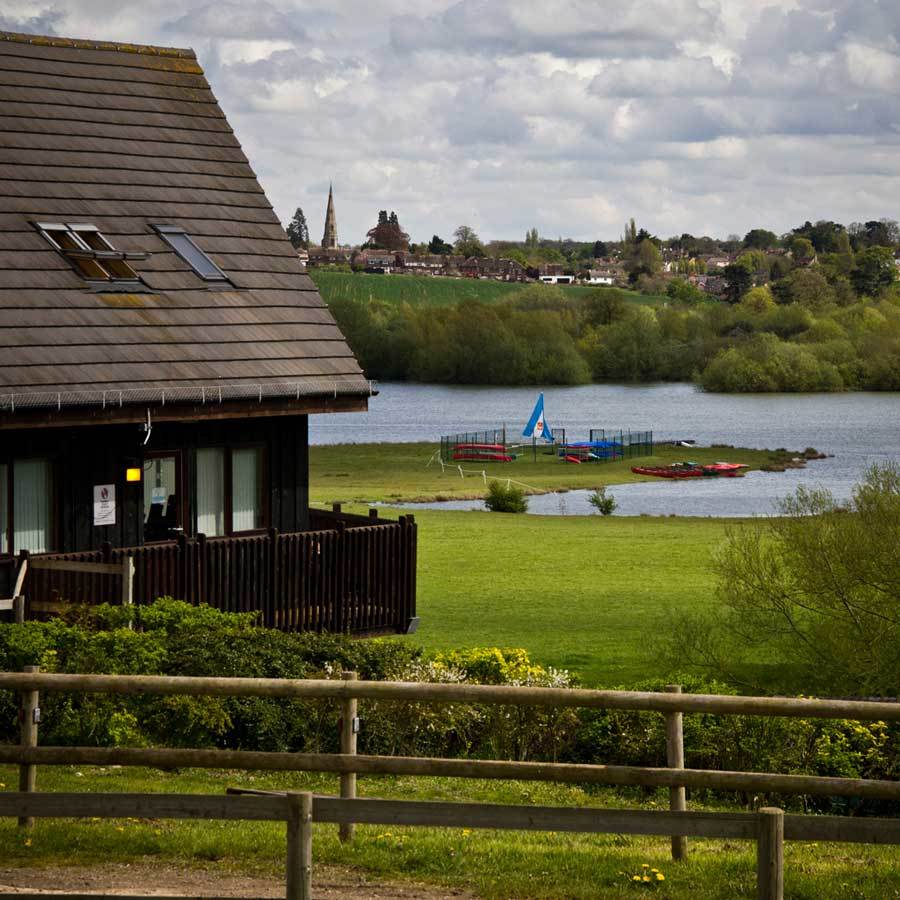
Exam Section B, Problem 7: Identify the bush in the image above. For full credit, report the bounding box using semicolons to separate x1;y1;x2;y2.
588;486;617;515
484;480;528;513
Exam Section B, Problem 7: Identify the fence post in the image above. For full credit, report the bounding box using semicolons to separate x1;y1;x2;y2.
368;508;378;520
18;664;40;828
665;684;688;861
121;555;134;608
13;595;25;625
756;807;784;900
332;502;342;514
286;791;313;900
339;671;359;843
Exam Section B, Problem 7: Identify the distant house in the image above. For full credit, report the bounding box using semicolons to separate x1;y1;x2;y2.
399;254;451;275
0;30;416;634
539;275;575;285
585;269;617;286
307;247;352;267
459;257;526;281
351;249;399;273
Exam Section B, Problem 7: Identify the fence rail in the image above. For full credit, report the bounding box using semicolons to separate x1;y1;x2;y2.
3;509;416;635
1;670;898;900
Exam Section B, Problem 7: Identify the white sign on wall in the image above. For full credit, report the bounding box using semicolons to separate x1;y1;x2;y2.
93;484;116;527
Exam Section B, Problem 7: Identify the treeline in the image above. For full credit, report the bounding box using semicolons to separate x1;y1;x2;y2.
329;277;900;391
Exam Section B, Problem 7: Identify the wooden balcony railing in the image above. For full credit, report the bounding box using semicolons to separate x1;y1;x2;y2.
4;508;417;636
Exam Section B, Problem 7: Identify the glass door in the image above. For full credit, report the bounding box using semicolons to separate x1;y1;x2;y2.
143;452;182;542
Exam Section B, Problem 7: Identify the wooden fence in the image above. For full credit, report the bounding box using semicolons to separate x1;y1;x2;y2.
0;670;898;900
1;507;417;635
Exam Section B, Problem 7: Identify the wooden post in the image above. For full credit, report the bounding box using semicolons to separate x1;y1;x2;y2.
757;807;784;900
339;671;359;843
286;791;313;900
332;502;342;514
13;595;24;625
120;556;134;608
368;508;378;520
18;664;39;828
665;684;688;861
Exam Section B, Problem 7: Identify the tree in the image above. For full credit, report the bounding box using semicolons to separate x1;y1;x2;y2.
592;240;608;259
366;210;409;251
791;220;846;254
848;219;899;250
789;236;815;263
286;207;309;249
742;229;778;250
676;465;900;695
851;246;897;297
453;225;485;258
771;268;835;309
626;238;661;284
525;227;540;249
427;235;453;255
739;285;775;314
722;262;753;303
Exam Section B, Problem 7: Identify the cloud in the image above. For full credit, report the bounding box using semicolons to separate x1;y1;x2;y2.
4;0;900;241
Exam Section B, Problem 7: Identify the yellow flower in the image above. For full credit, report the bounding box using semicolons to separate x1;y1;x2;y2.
642;864;650;869
651;868;659;873
24;838;32;848
656;873;665;881
0;782;6;788
642;875;651;883
632;875;642;882
116;826;125;832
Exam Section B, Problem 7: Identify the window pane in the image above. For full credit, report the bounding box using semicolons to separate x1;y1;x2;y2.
13;459;51;554
196;448;225;537
143;455;179;542
158;230;226;280
232;448;264;532
0;464;7;554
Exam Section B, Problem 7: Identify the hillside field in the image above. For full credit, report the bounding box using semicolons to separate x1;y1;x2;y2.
310;269;666;308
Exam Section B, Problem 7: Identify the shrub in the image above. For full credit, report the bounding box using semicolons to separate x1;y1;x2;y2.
484;480;528;513
588;486;617;515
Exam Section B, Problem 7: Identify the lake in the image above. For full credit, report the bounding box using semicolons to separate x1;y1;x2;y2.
310;383;900;516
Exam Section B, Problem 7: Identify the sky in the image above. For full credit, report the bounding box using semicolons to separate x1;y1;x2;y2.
3;1;900;245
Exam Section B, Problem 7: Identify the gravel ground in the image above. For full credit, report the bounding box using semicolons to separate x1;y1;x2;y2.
0;863;474;899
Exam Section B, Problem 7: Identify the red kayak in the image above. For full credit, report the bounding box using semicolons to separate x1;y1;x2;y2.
453;452;513;462
453;443;507;452
632;465;704;478
632;462;749;479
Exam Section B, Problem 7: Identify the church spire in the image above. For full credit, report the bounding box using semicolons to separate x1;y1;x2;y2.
322;182;338;249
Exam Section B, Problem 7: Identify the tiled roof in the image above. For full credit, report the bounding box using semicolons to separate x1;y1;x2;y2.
0;31;368;418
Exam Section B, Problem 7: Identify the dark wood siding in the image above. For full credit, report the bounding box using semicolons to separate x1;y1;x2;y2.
0;415;309;555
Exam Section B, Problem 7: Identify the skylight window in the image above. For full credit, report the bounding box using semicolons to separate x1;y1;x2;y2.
153;225;229;282
36;223;144;282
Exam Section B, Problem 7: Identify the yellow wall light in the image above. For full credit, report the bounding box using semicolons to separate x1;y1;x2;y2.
125;467;142;483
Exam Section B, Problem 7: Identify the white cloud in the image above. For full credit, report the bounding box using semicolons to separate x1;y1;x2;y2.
4;0;900;241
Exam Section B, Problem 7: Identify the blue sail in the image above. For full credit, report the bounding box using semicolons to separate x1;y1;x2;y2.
522;393;554;441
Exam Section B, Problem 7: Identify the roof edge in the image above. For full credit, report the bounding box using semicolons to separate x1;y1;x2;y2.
0;30;196;60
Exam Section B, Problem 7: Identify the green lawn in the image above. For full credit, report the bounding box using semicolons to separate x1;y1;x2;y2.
2;766;897;899
307;441;808;686
310;270;666;309
309;441;785;504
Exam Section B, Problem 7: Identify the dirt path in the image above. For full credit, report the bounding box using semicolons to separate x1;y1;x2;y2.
0;863;474;899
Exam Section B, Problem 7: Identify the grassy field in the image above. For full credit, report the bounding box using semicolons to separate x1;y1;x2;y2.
309;441;789;504
310;270;666;309
308;441;814;685
400;508;733;685
1;766;896;899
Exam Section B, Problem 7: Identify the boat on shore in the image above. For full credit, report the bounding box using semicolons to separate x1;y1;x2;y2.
631;462;748;479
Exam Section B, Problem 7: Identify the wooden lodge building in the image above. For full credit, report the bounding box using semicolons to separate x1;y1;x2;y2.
0;31;416;633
